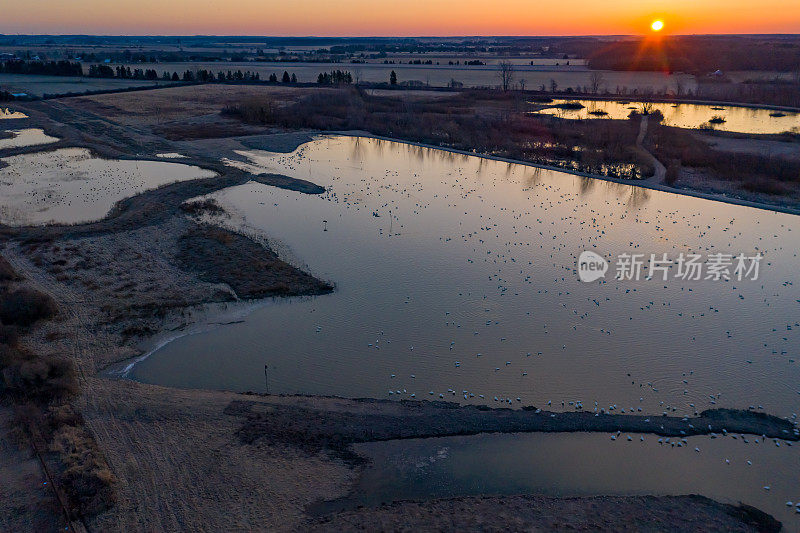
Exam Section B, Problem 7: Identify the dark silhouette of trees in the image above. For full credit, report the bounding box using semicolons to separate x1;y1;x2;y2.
317;70;353;85
497;61;514;91
389;70;397;85
589;71;605;94
0;60;82;77
282;71;290;83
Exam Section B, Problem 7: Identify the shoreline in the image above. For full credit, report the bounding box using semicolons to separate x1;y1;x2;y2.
334;131;800;216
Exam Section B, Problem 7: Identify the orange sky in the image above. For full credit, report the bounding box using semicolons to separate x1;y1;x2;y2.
3;0;800;35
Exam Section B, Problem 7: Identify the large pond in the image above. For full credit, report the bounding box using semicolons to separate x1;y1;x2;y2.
0;147;216;225
131;136;800;420
127;135;800;520
330;432;800;523
532;98;800;135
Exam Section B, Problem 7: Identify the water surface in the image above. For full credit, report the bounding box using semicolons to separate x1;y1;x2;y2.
335;432;800;524
130;135;800;520
533;99;800;135
133;136;800;420
0;128;58;150
0;147;215;225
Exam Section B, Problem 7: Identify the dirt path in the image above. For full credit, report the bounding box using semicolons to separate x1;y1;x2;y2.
635;114;666;184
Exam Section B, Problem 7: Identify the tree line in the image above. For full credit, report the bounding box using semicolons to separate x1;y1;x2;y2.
0;60;83;76
87;65;263;82
317;70;353;85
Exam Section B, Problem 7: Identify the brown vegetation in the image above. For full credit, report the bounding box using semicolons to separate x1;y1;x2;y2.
0;255;20;281
223;87;647;178
0;288;58;327
180;198;226;216
0;256;116;522
176;224;334;299
648;124;800;197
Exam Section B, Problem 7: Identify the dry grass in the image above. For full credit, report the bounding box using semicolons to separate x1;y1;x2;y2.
180;198;227;216
0;407;66;532
0;313;114;522
310;494;780;533
68;84;318;126
79;379;354;532
176;224;334;299
0;288;58;327
0;255;20;282
648;124;800;197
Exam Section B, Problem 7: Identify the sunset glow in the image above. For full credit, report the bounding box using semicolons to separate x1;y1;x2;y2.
2;0;800;35
651;20;664;32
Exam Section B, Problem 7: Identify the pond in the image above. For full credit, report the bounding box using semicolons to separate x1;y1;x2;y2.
130;136;800;419
126;135;800;522
531;98;800;135
0;147;216;225
0;128;58;150
321;432;800;524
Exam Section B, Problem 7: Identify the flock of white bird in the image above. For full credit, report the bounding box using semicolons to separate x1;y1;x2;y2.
222;136;800;515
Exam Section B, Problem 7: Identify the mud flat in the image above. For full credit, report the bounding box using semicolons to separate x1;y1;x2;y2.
0;147;216;226
309;494;780;532
228;398;798;463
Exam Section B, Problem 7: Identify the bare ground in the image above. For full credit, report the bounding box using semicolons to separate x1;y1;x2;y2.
0;407;67;533
309;494;780;533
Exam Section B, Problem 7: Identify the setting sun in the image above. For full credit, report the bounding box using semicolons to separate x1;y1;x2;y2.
651;19;664;31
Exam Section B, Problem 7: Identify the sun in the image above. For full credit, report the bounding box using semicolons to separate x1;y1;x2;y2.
651;20;664;32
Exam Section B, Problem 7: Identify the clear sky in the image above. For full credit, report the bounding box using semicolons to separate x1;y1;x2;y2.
3;0;799;36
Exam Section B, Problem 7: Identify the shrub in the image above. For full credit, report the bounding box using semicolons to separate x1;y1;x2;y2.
50;419;118;517
0;344;78;400
665;159;681;185
180;198;226;216
0;256;19;281
0;324;19;346
0;288;58;326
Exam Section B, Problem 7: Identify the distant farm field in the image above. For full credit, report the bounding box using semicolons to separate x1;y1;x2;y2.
0;73;163;97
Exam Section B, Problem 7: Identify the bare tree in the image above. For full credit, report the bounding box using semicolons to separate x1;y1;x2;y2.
674;76;686;97
518;78;526;91
550;78;558;93
497;61;515;92
588;71;605;94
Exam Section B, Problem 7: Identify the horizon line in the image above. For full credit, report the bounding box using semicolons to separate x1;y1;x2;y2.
2;32;800;39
